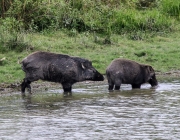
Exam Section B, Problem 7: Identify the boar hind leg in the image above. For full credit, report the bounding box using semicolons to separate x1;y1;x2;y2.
107;79;114;90
21;78;31;95
21;74;39;95
108;85;114;90
115;85;120;90
132;84;141;89
114;79;121;90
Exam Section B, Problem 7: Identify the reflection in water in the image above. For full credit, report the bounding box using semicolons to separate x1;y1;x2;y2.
0;81;180;139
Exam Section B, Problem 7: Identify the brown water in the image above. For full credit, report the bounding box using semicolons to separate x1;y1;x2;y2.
0;80;180;140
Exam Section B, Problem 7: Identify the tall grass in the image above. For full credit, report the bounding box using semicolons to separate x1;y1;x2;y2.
112;9;174;33
1;0;180;84
161;0;180;19
0;0;179;44
1;0;178;34
0;0;13;18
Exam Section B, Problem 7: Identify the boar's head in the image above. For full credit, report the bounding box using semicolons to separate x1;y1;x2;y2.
145;65;158;87
80;61;104;81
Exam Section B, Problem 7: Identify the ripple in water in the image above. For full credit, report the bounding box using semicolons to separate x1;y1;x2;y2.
0;81;180;140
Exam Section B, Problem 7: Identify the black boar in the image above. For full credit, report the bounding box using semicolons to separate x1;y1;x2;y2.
21;51;104;95
106;58;158;90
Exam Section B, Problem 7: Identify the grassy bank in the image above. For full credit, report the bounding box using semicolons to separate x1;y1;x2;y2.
1;29;180;84
1;0;180;84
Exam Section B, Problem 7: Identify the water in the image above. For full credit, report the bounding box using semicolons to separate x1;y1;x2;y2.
1;80;180;140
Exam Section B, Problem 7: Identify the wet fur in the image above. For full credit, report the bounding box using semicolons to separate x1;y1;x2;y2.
106;59;158;90
21;51;104;95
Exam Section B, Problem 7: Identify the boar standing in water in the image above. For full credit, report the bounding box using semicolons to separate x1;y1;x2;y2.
106;58;158;90
21;51;104;95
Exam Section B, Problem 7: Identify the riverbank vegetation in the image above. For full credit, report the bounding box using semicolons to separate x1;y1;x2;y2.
0;0;180;84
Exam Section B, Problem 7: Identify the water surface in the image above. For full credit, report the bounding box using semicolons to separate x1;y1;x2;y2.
0;80;180;140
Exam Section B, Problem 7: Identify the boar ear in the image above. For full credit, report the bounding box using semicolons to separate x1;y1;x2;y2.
145;66;154;76
148;66;154;72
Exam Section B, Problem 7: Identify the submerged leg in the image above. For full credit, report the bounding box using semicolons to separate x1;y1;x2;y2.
108;85;114;91
132;84;141;89
21;78;31;96
62;83;72;96
21;79;26;94
26;83;31;94
114;79;121;90
115;85;120;90
107;79;114;91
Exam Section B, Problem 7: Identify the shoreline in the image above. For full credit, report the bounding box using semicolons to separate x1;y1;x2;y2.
1;71;180;94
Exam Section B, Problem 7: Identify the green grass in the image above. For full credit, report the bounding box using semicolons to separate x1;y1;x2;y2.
1;0;180;85
1;30;180;84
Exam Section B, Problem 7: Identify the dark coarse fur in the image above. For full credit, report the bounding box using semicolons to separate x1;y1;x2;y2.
21;51;104;95
106;58;158;90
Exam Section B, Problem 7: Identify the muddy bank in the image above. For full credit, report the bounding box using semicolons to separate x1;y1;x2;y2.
0;81;65;94
0;80;106;94
1;71;180;94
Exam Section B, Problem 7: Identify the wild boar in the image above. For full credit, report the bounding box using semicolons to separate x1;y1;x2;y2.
21;51;104;95
106;58;158;90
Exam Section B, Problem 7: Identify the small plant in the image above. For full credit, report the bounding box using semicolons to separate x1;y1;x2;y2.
6;34;32;52
136;0;158;9
0;57;6;66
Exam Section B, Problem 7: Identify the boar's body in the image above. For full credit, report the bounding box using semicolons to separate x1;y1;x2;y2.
21;51;104;95
106;59;158;90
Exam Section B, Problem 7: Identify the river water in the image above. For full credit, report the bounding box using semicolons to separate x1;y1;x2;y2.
0;79;180;140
